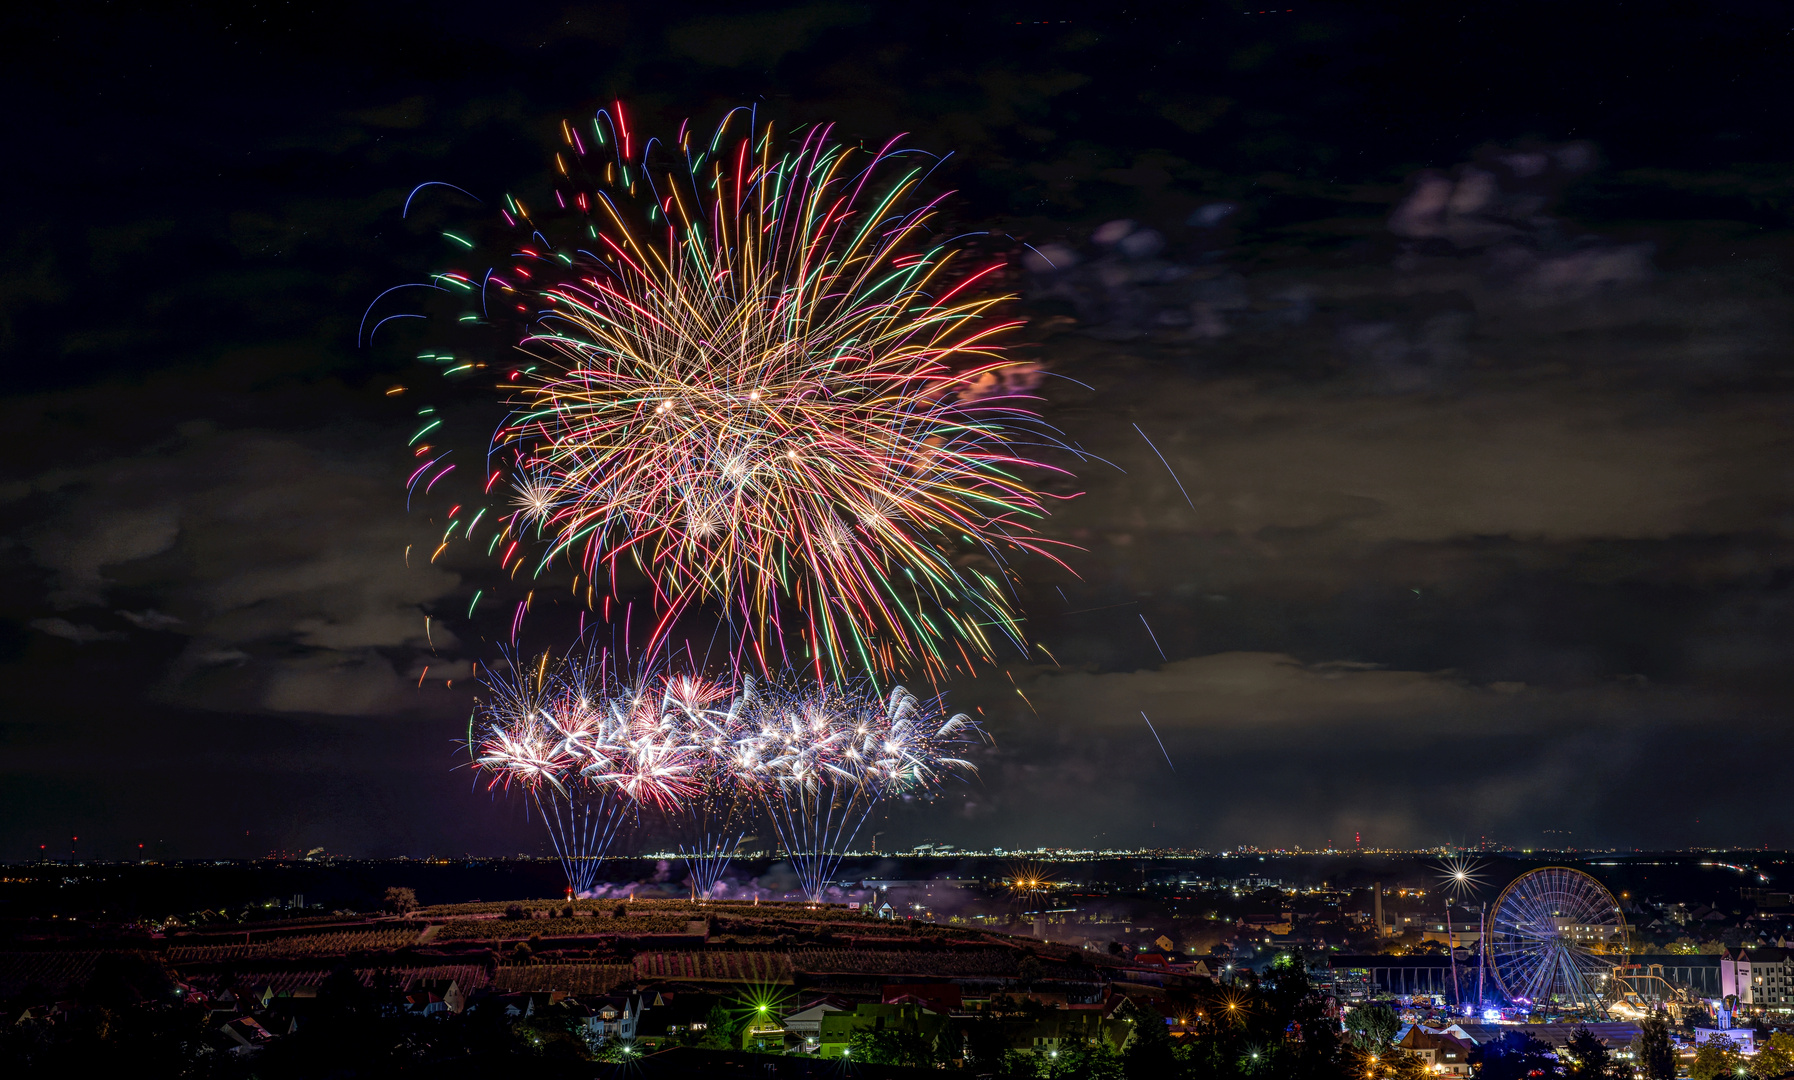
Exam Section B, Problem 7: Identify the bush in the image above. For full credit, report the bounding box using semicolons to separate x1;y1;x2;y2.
1690;1035;1742;1080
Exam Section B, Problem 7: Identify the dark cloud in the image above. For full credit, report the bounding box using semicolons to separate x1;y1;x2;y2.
6;416;465;716
1;1;1791;858
947;651;1771;850
29;617;126;644
117;608;184;631
667;5;869;69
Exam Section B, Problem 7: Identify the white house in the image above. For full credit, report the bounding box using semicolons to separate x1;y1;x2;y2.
1721;947;1794;1011
781;1001;845;1052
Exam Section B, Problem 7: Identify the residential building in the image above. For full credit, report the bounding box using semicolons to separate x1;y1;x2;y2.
585;992;648;1043
217;1015;275;1056
1005;1007;1136;1059
1552;917;1623;945
817;1002;948;1060
1721;947;1794;1011
402;978;465;1016
781;1000;846;1053
882;983;962;1014
1694;1027;1758;1053
1419;921;1482;949
1396;1027;1472;1076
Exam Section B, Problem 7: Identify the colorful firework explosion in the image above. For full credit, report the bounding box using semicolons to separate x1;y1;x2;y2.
468;647;981;898
405;104;1072;681
732;676;981;901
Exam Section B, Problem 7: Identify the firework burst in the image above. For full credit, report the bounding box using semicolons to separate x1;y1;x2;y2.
661;673;753;898
468;645;980;899
732;676;982;902
411;105;1072;680
470;650;631;894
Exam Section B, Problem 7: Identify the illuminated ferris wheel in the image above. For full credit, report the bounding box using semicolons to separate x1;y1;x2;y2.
1486;867;1627;1012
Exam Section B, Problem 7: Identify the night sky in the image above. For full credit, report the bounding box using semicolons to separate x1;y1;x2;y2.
3;1;1792;861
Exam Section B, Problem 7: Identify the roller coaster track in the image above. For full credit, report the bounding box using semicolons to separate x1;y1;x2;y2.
1609;963;1697;1017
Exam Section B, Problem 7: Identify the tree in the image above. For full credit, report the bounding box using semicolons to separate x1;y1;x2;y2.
1473;1031;1564;1080
1633;1011;1677;1080
1753;1031;1794;1080
1691;1035;1743;1080
957;1013;1019;1073
383;886;418;914
1018;955;1044;989
1119;1000;1176;1080
317;963;373;1021
1263;951;1313;1021
1564;1026;1618;1080
697;1002;739;1050
80;951;174;1009
1041;1040;1125;1080
1345;1004;1401;1050
848;1026;936;1068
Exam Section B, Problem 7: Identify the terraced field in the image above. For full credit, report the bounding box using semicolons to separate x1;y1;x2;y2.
0;895;1111;1007
492;963;634;994
633;949;795;983
792;948;1021;977
187;964;493;995
0;951;117;998
167;928;423;962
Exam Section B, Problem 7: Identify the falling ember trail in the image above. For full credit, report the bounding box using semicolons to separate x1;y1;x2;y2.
1140;711;1175;772
1139;614;1167;661
1133;423;1197;512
